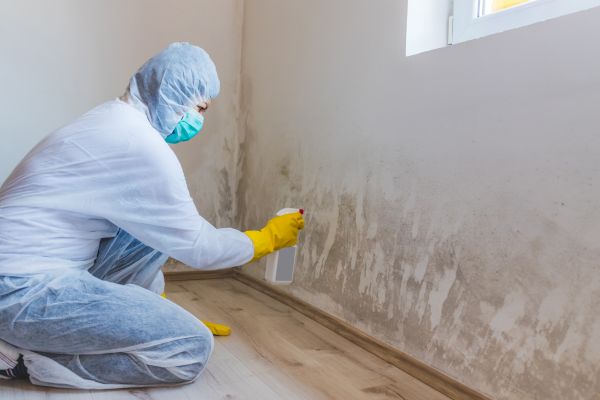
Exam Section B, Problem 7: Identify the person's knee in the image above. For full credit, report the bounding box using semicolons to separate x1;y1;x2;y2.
127;305;215;385
161;324;214;383
75;327;214;387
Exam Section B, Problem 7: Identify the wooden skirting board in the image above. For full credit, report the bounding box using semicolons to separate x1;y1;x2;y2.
164;268;234;281
164;269;493;400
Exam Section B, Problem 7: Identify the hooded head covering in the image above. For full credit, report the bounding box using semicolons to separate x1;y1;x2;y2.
125;42;220;138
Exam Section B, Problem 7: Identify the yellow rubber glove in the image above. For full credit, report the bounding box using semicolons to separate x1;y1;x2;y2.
160;293;232;336
201;320;232;336
244;211;305;263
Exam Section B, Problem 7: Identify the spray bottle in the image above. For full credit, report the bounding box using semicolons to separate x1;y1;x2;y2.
265;208;304;284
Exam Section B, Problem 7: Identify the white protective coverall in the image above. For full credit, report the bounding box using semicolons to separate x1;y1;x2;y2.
0;43;254;388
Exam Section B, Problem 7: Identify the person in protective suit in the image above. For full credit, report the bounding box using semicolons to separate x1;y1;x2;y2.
0;42;303;389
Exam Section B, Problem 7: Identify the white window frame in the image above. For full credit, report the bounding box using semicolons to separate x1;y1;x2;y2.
452;0;600;44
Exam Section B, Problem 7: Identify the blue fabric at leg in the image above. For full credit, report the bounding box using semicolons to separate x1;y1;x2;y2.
89;229;169;294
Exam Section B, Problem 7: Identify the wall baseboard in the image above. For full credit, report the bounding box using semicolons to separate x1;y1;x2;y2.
164;268;234;281
164;269;493;400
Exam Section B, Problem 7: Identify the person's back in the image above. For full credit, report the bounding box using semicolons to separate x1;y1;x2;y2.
0;100;157;274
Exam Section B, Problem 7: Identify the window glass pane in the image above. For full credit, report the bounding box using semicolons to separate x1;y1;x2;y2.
481;0;536;16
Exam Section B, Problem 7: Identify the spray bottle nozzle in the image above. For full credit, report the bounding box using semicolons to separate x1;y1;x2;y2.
299;209;305;215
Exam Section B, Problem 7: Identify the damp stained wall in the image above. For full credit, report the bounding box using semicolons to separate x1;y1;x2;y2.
0;0;245;229
236;1;600;399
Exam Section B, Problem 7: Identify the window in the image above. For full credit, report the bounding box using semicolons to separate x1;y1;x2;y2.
452;0;600;44
480;0;537;16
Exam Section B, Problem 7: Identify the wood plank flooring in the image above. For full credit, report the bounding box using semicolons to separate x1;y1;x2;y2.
0;278;451;400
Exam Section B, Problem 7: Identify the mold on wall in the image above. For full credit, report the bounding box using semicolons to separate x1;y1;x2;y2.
236;1;600;399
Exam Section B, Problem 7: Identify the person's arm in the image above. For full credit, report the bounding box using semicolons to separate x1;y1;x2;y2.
106;150;254;269
78;120;302;270
70;130;252;269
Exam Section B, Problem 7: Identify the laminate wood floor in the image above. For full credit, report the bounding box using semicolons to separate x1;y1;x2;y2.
0;278;451;400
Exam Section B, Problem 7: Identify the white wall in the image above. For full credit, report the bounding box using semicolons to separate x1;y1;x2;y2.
0;0;244;226
238;1;600;399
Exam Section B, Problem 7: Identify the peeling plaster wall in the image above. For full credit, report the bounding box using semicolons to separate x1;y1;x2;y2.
237;1;600;399
0;0;245;228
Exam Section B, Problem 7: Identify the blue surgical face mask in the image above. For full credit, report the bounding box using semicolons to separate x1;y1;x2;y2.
165;110;204;144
